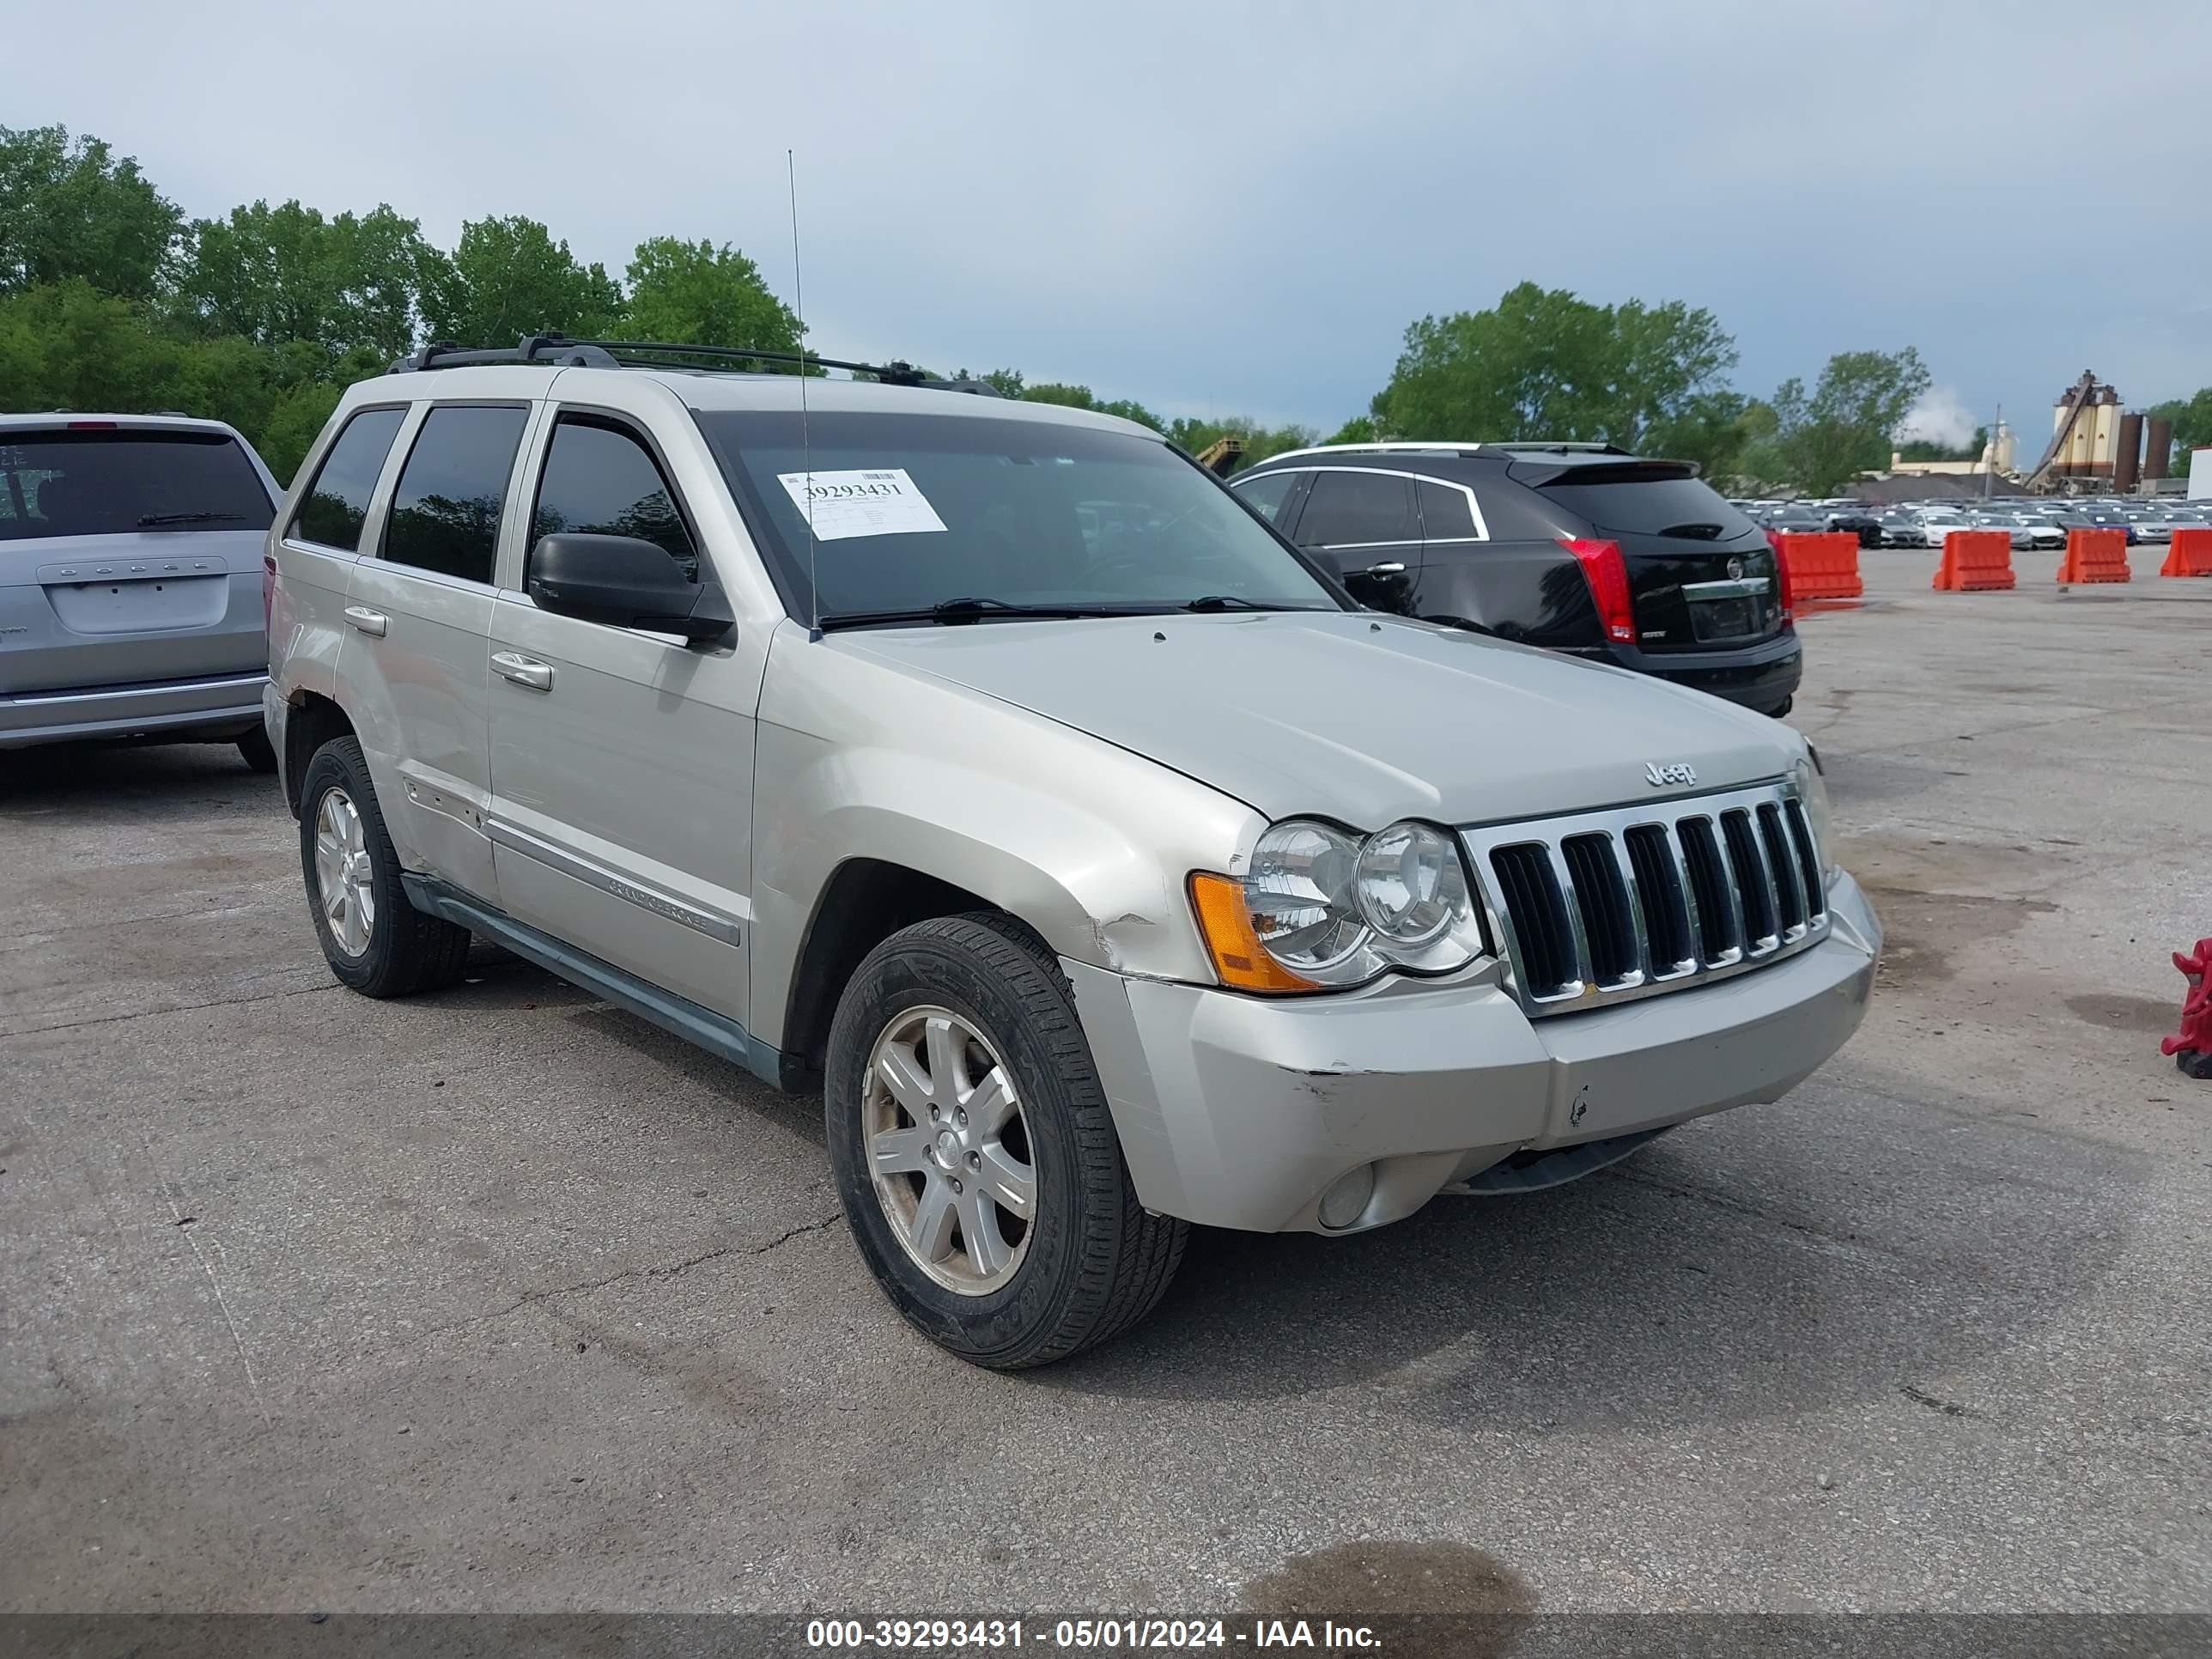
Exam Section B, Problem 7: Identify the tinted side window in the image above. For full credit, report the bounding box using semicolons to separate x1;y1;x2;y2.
380;405;529;584
1465;472;1575;542
1232;470;1298;526
293;407;405;552
530;419;698;583
1416;480;1479;540
1297;471;1416;545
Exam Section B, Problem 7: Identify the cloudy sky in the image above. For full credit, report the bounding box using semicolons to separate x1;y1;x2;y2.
21;0;2209;449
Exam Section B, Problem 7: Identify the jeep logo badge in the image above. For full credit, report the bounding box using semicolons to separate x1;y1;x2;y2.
1645;762;1698;787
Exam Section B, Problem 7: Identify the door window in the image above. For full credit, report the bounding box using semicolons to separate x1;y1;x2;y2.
529;417;699;584
1231;470;1299;527
380;404;530;584
1296;471;1416;546
292;407;406;552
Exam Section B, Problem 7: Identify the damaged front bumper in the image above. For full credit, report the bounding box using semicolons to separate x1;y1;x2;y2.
1065;871;1881;1235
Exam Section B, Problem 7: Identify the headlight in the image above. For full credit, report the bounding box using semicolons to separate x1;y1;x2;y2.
1196;817;1486;991
1791;750;1836;877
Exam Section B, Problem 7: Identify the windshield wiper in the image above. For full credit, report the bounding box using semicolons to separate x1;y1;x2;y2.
1180;594;1322;613
137;511;248;526
816;597;1145;630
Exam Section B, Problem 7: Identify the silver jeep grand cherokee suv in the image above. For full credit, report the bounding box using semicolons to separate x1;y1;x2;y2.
265;338;1879;1368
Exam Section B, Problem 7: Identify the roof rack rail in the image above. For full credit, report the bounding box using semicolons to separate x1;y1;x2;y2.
1485;441;1634;456
388;334;1001;396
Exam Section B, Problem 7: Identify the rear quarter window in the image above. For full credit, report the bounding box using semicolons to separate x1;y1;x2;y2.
293;407;407;553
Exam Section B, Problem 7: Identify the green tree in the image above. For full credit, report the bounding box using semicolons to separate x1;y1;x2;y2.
0;125;181;301
1324;415;1378;446
1371;282;1736;449
1771;348;1932;494
1018;381;1166;431
619;237;799;356
419;216;622;347
0;278;184;410
171;199;437;360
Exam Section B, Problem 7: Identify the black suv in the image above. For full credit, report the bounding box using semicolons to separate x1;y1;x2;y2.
1232;442;1801;716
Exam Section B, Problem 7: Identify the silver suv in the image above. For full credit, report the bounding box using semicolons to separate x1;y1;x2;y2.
265;338;1881;1367
3;413;281;765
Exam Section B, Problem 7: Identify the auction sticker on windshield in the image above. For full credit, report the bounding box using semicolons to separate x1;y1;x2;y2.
777;468;948;541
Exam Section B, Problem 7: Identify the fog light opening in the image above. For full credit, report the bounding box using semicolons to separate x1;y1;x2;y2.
1317;1164;1376;1231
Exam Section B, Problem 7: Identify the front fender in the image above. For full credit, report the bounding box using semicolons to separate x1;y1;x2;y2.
748;623;1262;1050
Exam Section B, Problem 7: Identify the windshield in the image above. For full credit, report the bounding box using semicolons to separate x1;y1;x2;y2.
0;428;273;541
1540;472;1762;541
696;410;1340;623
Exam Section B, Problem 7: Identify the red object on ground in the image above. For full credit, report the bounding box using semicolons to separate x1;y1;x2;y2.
2162;527;2212;577
2164;939;2212;1080
1932;530;2015;591
1778;531;1862;600
2056;526;2130;584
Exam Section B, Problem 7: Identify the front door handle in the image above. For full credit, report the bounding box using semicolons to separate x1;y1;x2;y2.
343;605;388;637
491;651;554;692
1361;561;1407;576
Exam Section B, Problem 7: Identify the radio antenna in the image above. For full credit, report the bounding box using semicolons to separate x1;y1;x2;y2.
787;148;820;640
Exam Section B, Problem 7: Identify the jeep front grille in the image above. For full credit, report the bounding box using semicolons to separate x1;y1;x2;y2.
1461;781;1828;1016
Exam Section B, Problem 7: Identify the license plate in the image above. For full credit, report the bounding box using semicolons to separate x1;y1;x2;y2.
1692;597;1754;641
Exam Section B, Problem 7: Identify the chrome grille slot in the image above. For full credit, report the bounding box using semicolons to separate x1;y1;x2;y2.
1784;799;1826;921
1720;809;1778;952
1758;802;1807;936
1623;823;1695;975
1678;817;1740;964
1560;833;1638;986
1487;843;1577;998
1462;779;1832;1017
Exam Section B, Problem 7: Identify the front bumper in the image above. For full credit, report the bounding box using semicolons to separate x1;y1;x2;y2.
0;672;268;749
1068;870;1880;1235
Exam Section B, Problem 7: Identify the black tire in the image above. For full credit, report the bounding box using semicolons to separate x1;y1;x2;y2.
297;736;471;998
237;726;278;774
824;912;1186;1369
1768;695;1795;718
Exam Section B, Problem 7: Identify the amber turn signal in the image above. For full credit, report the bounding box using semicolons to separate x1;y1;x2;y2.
1188;872;1320;994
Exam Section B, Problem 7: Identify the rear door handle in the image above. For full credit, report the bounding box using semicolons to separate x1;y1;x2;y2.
1361;562;1407;576
492;651;554;692
343;605;388;637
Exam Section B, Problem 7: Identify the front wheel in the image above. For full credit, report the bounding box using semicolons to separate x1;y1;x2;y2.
824;913;1186;1369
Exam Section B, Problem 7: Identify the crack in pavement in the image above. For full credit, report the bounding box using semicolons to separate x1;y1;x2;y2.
400;1212;847;1349
1;979;341;1040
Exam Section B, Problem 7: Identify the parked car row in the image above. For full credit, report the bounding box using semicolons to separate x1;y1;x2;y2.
1736;495;2210;551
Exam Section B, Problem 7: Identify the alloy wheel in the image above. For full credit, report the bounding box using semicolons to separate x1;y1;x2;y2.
863;1006;1036;1295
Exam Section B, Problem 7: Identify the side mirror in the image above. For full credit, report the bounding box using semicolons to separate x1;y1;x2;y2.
527;533;732;643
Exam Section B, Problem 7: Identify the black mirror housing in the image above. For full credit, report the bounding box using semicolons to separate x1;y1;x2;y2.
528;533;732;643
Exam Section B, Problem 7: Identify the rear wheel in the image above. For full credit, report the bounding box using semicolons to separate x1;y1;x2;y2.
824;913;1185;1369
297;737;471;998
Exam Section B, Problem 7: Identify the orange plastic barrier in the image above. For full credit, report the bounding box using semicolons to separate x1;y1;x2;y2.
1932;529;2014;591
1778;531;1863;600
2162;526;2212;577
2057;526;2130;584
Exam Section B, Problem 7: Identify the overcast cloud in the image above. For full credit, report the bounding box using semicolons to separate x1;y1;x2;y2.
17;0;2208;441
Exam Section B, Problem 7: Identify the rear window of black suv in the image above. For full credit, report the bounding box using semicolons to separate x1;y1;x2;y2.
1533;469;1760;542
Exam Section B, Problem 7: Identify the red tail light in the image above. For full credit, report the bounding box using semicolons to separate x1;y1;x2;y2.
1768;532;1796;620
1559;538;1636;644
262;550;276;630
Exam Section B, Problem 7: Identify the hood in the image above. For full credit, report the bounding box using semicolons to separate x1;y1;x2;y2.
836;611;1799;828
